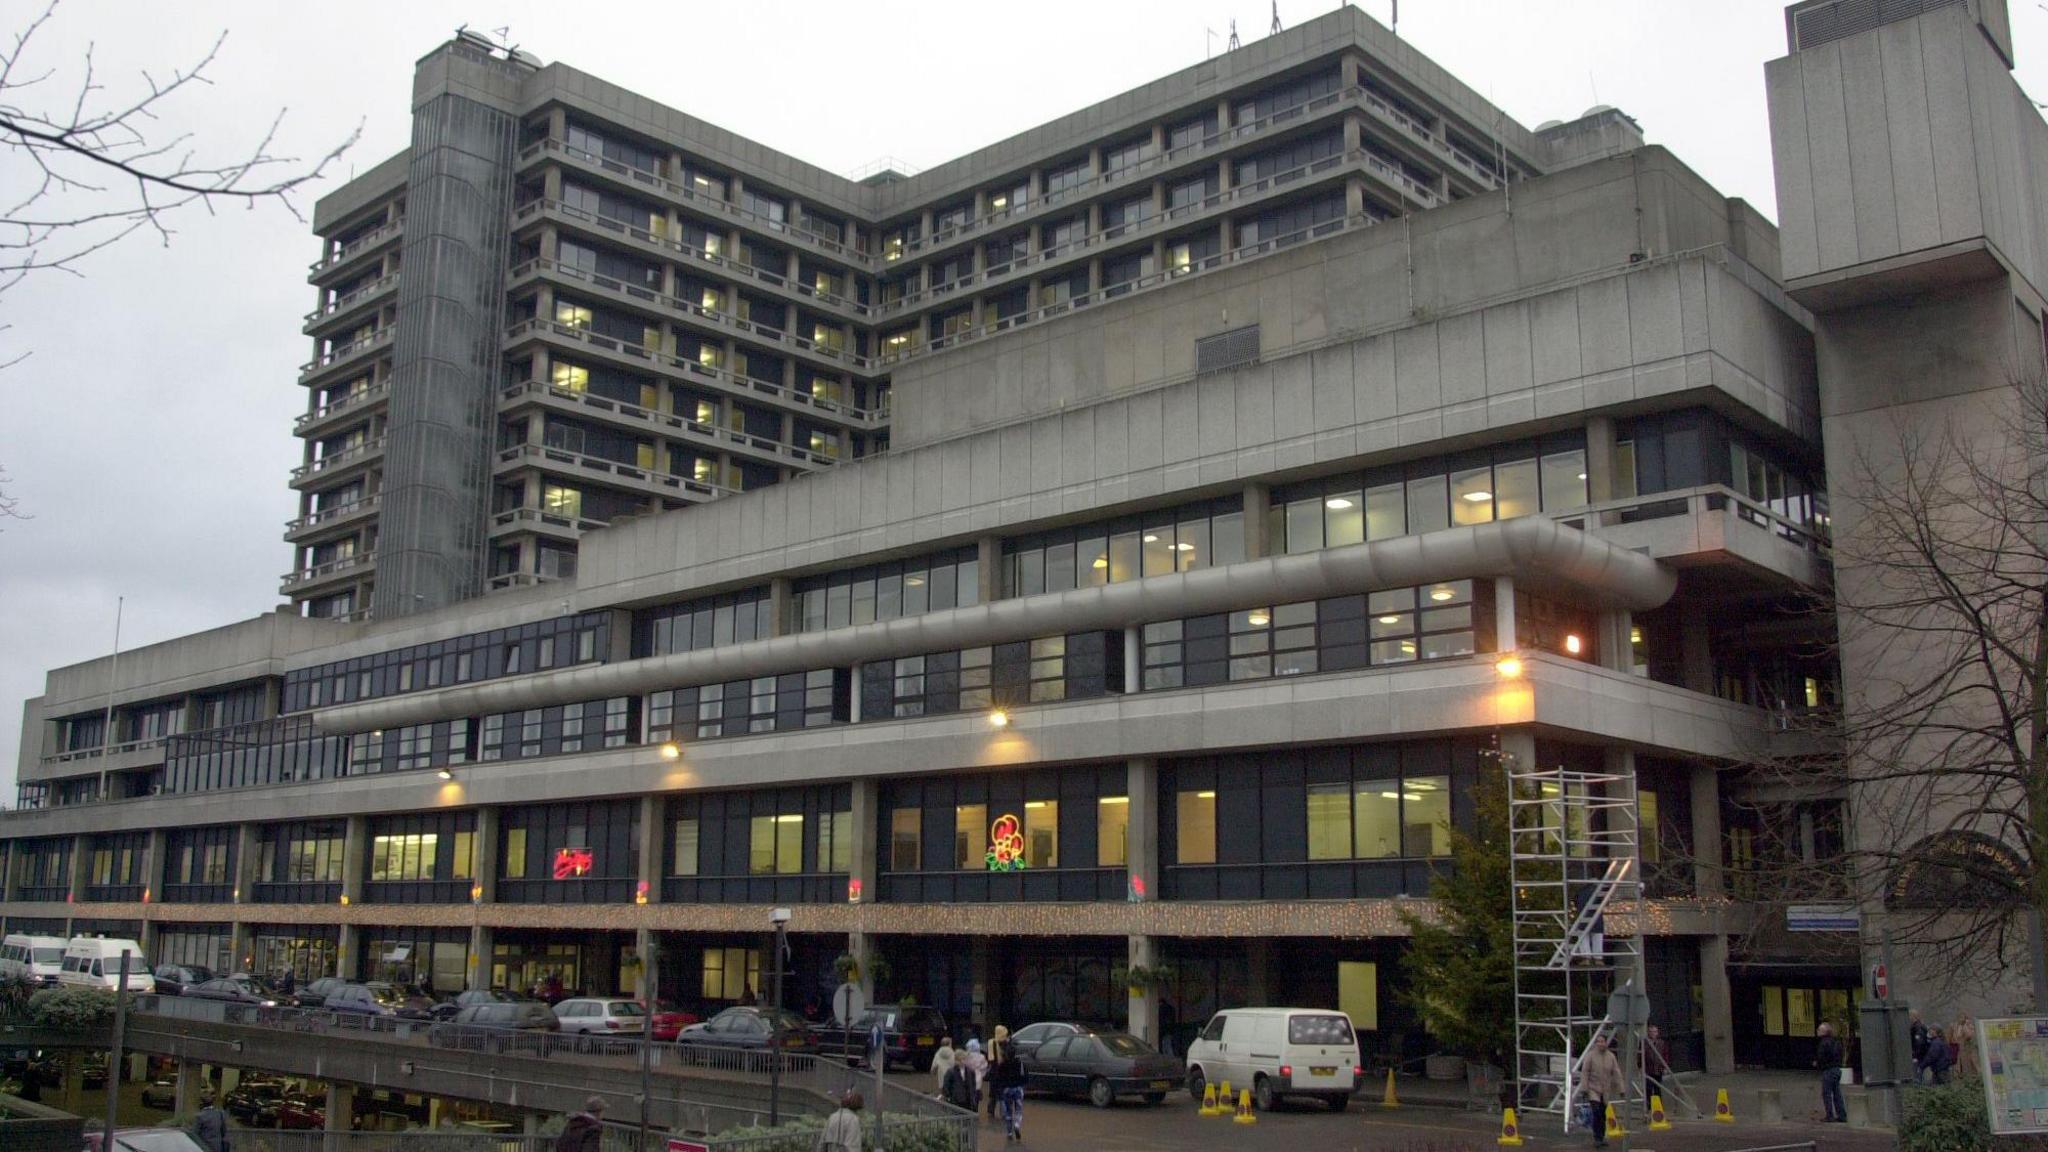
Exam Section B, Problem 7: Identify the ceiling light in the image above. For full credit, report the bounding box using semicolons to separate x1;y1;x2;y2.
1142;534;1159;543
1496;654;1524;679
1325;497;1354;510
905;576;925;586
1564;634;1583;655
1247;611;1271;627
1462;490;1493;502
1196;790;1216;799
1091;557;1109;569
1429;588;1456;602
1380;791;1401;800
1402;794;1422;802
1025;800;1047;809
437;768;454;781
989;709;1010;729
1378;615;1402;625
776;814;803;823
1400;641;1416;653
659;742;682;761
1630;627;1642;643
1099;796;1129;805
1578;473;1589;481
1173;542;1195;552
1409;780;1437;790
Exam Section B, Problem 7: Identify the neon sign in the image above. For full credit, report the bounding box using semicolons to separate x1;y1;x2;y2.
553;847;595;879
985;813;1025;872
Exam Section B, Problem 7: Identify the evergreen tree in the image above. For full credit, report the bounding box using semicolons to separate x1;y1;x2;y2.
1399;748;1517;1066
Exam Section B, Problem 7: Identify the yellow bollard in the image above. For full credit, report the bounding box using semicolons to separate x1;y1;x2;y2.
1234;1087;1258;1124
1605;1102;1626;1138
1198;1081;1220;1116
1649;1093;1672;1130
1714;1086;1735;1122
1496;1106;1525;1146
1381;1067;1400;1108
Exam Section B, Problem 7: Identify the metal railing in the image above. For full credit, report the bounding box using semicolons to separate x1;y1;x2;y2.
306;274;400;326
309;219;403;277
294;382;389;432
287;495;382;535
291;437;387;482
494;442;734;500
500;381;840;467
42;736;166;765
280;551;377;588
300;328;395;381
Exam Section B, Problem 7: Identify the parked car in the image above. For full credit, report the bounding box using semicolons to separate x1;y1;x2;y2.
295;976;348;1009
187;975;281;1007
650;1003;701;1042
139;1079;179;1109
429;1001;562;1052
553;997;647;1037
325;982;433;1021
225;1078;286;1125
1185;1008;1363;1112
431;987;524;1022
1010;1021;1103;1060
149;965;213;997
813;1004;949;1071
275;1092;327;1130
1024;1030;1182;1107
79;1053;108;1089
673;1006;816;1066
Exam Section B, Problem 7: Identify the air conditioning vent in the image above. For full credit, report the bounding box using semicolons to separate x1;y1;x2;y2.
1195;324;1261;375
1788;0;1958;51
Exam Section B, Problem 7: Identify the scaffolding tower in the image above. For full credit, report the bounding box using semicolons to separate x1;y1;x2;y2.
1508;750;1645;1132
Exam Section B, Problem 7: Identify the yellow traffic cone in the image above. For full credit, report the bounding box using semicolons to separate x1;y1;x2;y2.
1496;1106;1525;1146
1605;1103;1625;1138
1381;1067;1400;1108
1649;1093;1672;1130
1714;1086;1735;1123
1219;1081;1233;1116
1198;1081;1220;1116
1234;1088;1258;1124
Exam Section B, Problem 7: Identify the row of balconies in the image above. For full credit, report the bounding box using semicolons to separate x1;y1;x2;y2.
298;326;394;386
303;273;399;337
500;380;842;470
280;549;377;590
289;435;386;486
308;218;403;282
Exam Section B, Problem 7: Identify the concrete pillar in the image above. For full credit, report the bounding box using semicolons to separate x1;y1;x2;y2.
1699;934;1736;1074
972;935;995;1037
230;923;254;975
1597;610;1633;674
769;577;794;637
468;926;494;991
1679;607;1713;695
338;924;361;981
325;1081;356;1149
174;1058;201;1117
848;664;863;724
1494;576;1518;653
848;778;878;909
634;926;657;1001
1126;758;1158;899
1123;628;1141;695
1688;764;1723;899
1127;935;1160;1044
472;807;499;905
1498;729;1539;779
976;536;1000;602
233;823;261;903
68;834;91;902
142;828;167;904
1585;415;1618;507
638;795;662;907
1242;483;1271;558
341;815;367;906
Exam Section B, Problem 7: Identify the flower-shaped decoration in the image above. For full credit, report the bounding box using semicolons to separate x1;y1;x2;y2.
985;813;1026;871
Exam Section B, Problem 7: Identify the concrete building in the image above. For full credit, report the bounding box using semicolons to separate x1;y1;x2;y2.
11;1;2033;1083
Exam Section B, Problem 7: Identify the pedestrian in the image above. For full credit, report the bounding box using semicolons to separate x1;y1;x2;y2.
739;983;757;1007
1578;1034;1624;1148
986;1025;1027;1142
1815;1022;1846;1122
815;1090;863;1152
930;1035;958;1094
277;968;296;999
194;1094;232;1152
1951;1015;1979;1080
1643;1023;1670;1101
554;1095;606;1152
1909;1010;1930;1083
959;1038;987;1114
1924;1025;1954;1085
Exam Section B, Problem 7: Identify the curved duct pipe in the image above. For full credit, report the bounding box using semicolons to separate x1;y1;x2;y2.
314;515;1675;734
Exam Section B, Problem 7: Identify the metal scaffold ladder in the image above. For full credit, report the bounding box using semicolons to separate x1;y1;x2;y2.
1507;751;1646;1132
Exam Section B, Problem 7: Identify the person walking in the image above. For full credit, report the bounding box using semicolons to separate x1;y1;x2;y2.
1578;1034;1625;1148
816;1090;864;1152
554;1096;606;1152
1924;1025;1954;1085
1815;1023;1846;1122
1951;1015;1979;1080
1909;1010;1930;1083
959;1037;988;1115
930;1035;958;1095
986;1025;1027;1142
276;968;296;1000
193;1094;232;1152
1643;1024;1671;1101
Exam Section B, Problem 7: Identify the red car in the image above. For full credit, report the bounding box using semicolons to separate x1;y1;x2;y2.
276;1093;326;1130
651;1003;700;1042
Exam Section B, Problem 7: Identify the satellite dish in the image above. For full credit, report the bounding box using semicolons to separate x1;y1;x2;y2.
1535;120;1565;132
509;49;543;67
1581;104;1616;119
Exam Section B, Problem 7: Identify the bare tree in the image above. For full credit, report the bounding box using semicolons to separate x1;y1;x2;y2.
1720;370;2048;1008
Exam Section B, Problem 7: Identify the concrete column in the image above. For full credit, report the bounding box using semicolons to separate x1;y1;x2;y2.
1494;576;1518;652
341;815;367;905
1598;610;1633;674
848;664;864;724
1498;729;1538;779
1123;628;1141;695
472;805;498;901
174;1058;201;1117
230;923;254;974
976;536;1000;602
1;841;16;901
325;1081;356;1148
638;795;662;906
68;834;91;902
971;935;994;1038
1125;757;1158;898
338;925;361;980
848;778;878;907
1346;175;1366;219
634;926;657;1001
1699;933;1736;1074
1688;764;1723;898
1127;935;1160;1044
1585;415;1618;507
1679;607;1713;694
769;577;793;636
468;925;494;991
1242;483;1271;558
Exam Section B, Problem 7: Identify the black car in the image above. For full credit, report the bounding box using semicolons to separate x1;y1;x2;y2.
225;1079;286;1125
296;976;348;1009
1009;1021;1103;1060
429;1001;562;1052
431;987;523;1021
188;975;282;1007
1023;1030;1182;1107
327;982;435;1021
79;1053;108;1089
674;1006;817;1065
140;1079;179;1109
814;1005;949;1072
150;964;214;997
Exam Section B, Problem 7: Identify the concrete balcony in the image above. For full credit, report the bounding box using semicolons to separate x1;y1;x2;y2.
307;218;402;284
498;380;842;470
288;436;386;487
489;504;611;541
293;381;389;437
302;273;398;336
279;550;377;594
298;326;394;386
284;494;382;541
1563;485;1829;588
493;441;736;503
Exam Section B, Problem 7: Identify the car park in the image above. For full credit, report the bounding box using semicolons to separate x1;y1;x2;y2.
79;1053;108;1089
1184;1008;1364;1112
431;987;523;1021
552;997;647;1039
225;1079;286;1125
276;1092;327;1130
325;982;433;1020
149;965;213;997
1024;1030;1181;1107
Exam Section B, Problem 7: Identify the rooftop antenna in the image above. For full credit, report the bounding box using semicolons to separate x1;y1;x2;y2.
1206;26;1219;58
1391;0;1399;35
1228;19;1241;49
1272;1;1284;34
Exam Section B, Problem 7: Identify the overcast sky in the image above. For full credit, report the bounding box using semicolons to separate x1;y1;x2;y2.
4;0;2047;795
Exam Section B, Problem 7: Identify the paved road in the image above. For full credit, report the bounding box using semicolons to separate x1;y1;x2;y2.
961;1091;1894;1151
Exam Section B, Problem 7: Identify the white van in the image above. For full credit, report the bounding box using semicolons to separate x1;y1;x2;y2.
1185;1007;1363;1111
56;938;155;993
0;934;68;986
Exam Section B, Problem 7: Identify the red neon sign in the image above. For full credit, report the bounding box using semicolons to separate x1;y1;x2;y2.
553;847;595;879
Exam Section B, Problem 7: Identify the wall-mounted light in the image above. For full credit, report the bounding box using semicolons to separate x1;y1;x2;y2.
659;742;682;761
1564;634;1583;656
437;768;454;781
988;709;1010;729
1495;654;1524;679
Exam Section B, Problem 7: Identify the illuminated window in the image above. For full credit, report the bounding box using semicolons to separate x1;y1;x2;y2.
890;808;921;870
812;324;845;351
955;804;987;869
808;431;841;459
1639;790;1661;862
503;828;527;879
1177;791;1216;864
749;813;804;875
542;484;582;519
451;831;475;880
370;833;438;882
883;328;916;352
1098;796;1129;866
697;343;724;370
701;947;761;1001
1024;800;1059;867
554;301;593;329
550;363;589;391
671;819;699;877
819;811;852;874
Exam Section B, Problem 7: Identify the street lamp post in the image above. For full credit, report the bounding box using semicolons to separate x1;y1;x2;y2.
770;907;790;1125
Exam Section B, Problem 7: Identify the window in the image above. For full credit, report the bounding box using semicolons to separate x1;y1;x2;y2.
370;833;438;882
1308;783;1351;860
1177;790;1217;864
503;828;527;879
672;818;700;876
702;947;762;1001
820;810;853;873
1024;800;1059;867
452;831;475;880
955;804;987;870
1098;796;1129;867
1639;790;1661;863
1044;159;1087;197
750;814;804;875
890;808;921;870
1004;498;1241;595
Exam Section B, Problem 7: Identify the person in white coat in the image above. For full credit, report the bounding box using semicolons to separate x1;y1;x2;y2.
815;1090;863;1152
930;1036;958;1092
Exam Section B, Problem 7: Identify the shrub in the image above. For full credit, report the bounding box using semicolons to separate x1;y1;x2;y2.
1900;1080;1992;1152
26;986;117;1032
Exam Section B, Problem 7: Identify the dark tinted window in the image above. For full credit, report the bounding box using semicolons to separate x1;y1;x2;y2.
1201;1015;1228;1042
1100;1033;1149;1056
1039;1037;1072;1060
